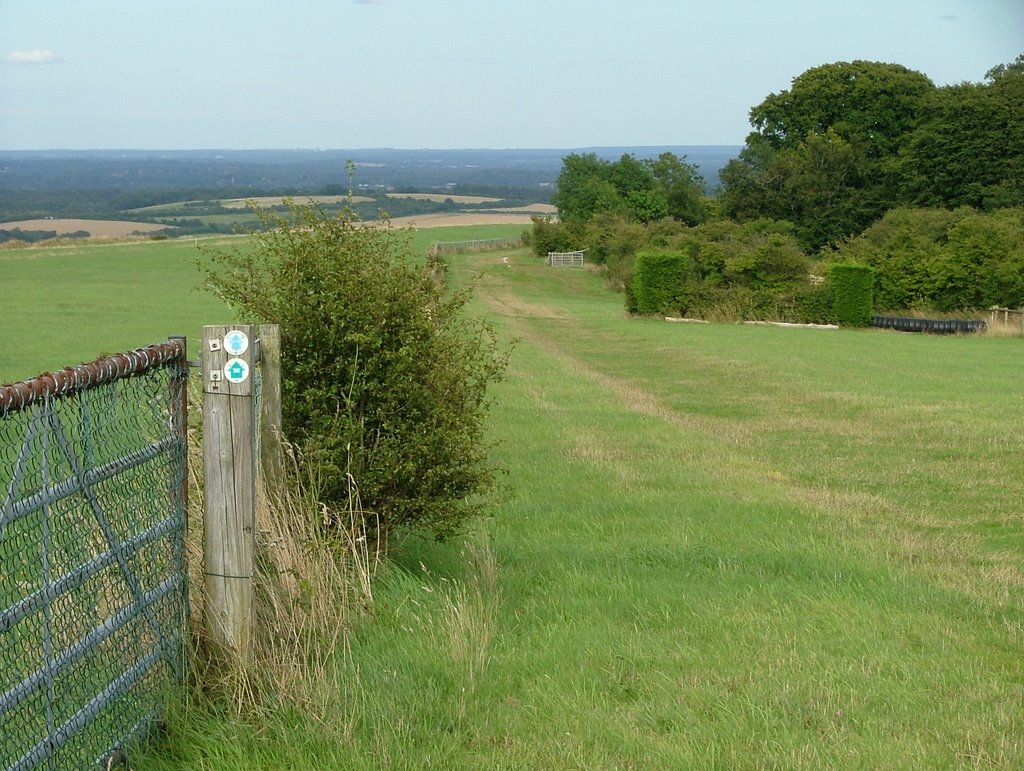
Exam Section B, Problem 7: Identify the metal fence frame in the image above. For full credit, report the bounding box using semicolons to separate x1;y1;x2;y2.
1;340;188;770
547;249;586;268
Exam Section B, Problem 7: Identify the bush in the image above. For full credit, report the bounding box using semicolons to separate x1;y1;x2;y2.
791;283;834;324
687;285;787;322
632;251;688;315
202;202;508;542
829;263;875;326
530;215;578;258
831;206;1024;310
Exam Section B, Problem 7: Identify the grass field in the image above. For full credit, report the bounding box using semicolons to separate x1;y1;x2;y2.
5;230;1021;767
129;241;1024;768
0;224;524;383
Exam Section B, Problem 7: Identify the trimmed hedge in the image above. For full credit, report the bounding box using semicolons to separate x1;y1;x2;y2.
631;251;688;315
829;263;875;326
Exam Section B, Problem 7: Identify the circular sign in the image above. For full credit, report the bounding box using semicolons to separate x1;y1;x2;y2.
224;358;250;384
223;330;249;356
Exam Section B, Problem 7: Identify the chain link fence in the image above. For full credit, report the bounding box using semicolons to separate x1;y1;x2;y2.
1;341;189;770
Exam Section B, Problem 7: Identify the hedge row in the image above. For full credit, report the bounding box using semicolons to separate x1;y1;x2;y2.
828;263;875;327
632;251;688;315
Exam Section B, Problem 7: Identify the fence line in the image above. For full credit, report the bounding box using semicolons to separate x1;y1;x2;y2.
1;340;188;770
548;250;586;268
989;306;1024;331
427;237;523;257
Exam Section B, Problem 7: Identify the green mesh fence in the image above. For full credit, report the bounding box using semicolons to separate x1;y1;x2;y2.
0;341;188;770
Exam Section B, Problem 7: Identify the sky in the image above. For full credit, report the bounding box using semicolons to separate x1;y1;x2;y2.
0;0;1021;151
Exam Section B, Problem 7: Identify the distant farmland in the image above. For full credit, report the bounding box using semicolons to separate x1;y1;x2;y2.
386;193;502;204
0;218;171;238
220;195;374;208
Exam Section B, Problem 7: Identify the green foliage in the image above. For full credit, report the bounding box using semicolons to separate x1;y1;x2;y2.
551;151;707;226
201;202;508;541
748;60;935;156
551;153;623;224
900;56;1024;209
529;215;580;258
0;228;59;244
723;231;810;290
937;209;1024;310
581;212;650;288
721;60;935;250
722;55;1024;249
832;206;1024;311
631;251;688;315
828;263;875;326
791;283;834;324
572;213;813;321
645;152;711;225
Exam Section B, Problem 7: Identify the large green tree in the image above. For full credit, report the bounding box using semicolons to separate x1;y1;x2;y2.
746;60;934;157
551;152;706;226
644;152;709;225
899;54;1024;209
720;61;936;250
551;153;624;223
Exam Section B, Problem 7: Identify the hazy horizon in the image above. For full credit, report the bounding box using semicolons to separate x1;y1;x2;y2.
0;144;745;154
2;0;1020;151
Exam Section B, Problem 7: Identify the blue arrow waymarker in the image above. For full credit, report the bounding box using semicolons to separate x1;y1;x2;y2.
224;330;249;356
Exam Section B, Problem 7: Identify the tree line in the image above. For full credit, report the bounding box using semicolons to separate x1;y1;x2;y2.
532;55;1024;319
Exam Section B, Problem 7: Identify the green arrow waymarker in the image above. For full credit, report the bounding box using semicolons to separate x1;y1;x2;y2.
224;357;250;384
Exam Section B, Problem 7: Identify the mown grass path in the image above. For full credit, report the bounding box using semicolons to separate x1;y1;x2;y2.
147;245;1022;769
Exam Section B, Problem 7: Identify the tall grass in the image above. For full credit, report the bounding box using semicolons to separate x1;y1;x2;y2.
181;416;378;715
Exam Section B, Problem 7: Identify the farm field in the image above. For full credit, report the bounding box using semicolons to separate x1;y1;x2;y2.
376;211;545;229
387;192;503;204
124;195;375;214
0;223;526;383
133;238;1023;768
0;218;171;238
221;194;374;208
0;200;553;238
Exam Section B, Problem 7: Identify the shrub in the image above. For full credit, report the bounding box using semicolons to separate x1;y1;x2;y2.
828;263;875;326
530;215;578;258
831;206;1024;310
201;201;508;542
687;285;786;322
631;251;688;315
791;283;834;324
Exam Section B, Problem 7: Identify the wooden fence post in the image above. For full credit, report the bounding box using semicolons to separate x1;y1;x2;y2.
258;324;285;499
202;324;256;663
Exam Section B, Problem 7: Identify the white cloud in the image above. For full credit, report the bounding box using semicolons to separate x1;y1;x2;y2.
4;49;59;65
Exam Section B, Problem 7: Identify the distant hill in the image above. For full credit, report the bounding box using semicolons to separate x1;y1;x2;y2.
0;147;740;194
